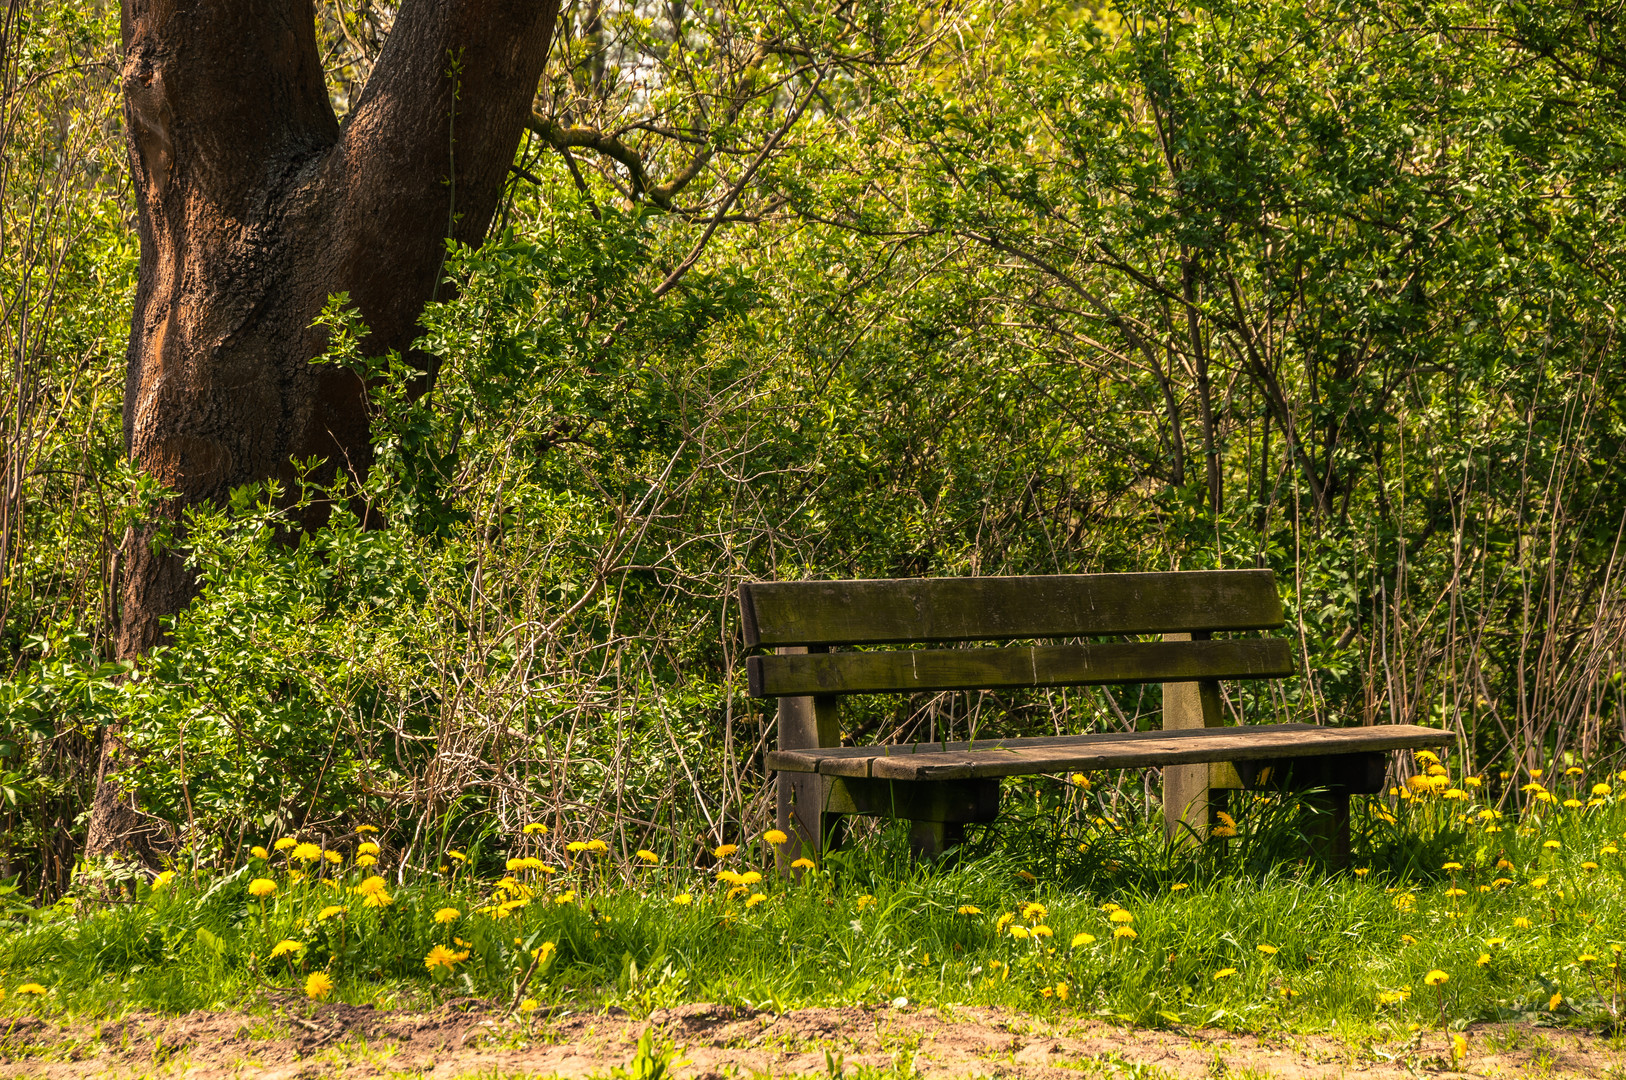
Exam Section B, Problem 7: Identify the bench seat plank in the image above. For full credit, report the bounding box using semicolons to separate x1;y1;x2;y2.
748;638;1294;698
765;723;1451;781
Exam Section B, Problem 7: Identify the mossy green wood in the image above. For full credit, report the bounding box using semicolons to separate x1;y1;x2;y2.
746;638;1293;697
739;569;1283;648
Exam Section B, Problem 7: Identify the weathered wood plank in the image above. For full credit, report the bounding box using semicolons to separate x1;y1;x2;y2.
824;775;1001;823
747;638;1293;698
766;722;1324;774
765;724;1450;781
739;570;1283;648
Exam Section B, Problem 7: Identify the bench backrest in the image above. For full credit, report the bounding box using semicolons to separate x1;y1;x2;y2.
741;570;1293;698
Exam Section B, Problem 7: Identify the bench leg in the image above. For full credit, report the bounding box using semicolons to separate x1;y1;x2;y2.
1162;648;1224;845
774;661;843;878
1303;790;1351;870
907;819;965;860
777;771;845;874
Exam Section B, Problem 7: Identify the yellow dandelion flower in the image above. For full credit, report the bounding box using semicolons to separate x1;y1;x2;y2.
713;844;738;858
1415;750;1440;765
1580;953;1598;964
1564;798;1585;809
996;912;1016;931
740;871;763;885
585;839;608;854
355;824;378;833
433;907;460;924
1021;902;1047;920
269;939;304;959
248;878;277;898
523;822;547;834
305;972;332;1000
1464;776;1482;787
636;850;658;864
1445;888;1467;897
1070;773;1091;789
1071;932;1096;947
1583;861;1599;871
356;841;380;856
1213;968;1237;980
1530;876;1549;888
355;854;377;868
1549;992;1564;1010
1257;944;1278;955
856;895;875;909
1032;925;1054;938
763;829;789;845
745;892;767;908
519;997;539;1013
16;983;45;995
672;893;693;905
1113;926;1137;940
1514;916;1533;929
1477;953;1491;966
273;838;297;852
151;870;175;892
726;885;747;900
1423;970;1448;986
363;890;393;908
1055;982;1069;1000
957;905;983;915
1376;989;1410;1005
323;850;342;865
1353;868;1370;877
447;850;467;862
250;846;269;860
716;869;744;885
1170;883;1189;891
1109;910;1134;924
317;905;345;921
291;843;322;863
1009;925;1030;939
791;857;815;870
424;944;462;972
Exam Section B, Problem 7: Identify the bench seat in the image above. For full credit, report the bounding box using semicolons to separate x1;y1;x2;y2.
765;723;1452;781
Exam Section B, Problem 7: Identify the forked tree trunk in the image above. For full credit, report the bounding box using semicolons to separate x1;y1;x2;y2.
87;0;560;858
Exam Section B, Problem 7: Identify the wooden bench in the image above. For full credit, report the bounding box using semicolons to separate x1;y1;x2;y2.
740;569;1450;866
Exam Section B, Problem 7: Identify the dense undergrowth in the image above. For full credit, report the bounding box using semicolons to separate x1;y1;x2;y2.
4;755;1626;1043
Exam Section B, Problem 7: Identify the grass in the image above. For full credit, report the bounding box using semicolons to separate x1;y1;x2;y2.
0;756;1624;1047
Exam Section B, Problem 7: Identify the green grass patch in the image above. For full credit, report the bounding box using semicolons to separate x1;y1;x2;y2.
2;770;1624;1043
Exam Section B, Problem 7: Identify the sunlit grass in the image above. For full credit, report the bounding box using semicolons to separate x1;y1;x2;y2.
2;753;1625;1041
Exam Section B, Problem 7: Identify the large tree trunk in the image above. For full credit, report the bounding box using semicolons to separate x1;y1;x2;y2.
87;0;560;859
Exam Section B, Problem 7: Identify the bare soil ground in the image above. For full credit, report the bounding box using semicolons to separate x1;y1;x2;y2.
0;1000;1618;1079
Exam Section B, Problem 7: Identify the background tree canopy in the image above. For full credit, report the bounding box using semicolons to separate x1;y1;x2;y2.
1;0;1623;895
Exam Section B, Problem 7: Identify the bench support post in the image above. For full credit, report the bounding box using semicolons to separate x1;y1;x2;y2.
1303;790;1351;870
1162;631;1226;845
775;646;843;874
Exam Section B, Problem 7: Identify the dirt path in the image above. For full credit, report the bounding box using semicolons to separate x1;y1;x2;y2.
0;1001;1617;1078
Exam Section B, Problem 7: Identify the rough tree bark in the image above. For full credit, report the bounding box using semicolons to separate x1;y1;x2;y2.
87;0;561;858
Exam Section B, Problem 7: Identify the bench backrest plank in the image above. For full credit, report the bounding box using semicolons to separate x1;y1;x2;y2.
739;569;1283;648
747;637;1292;698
